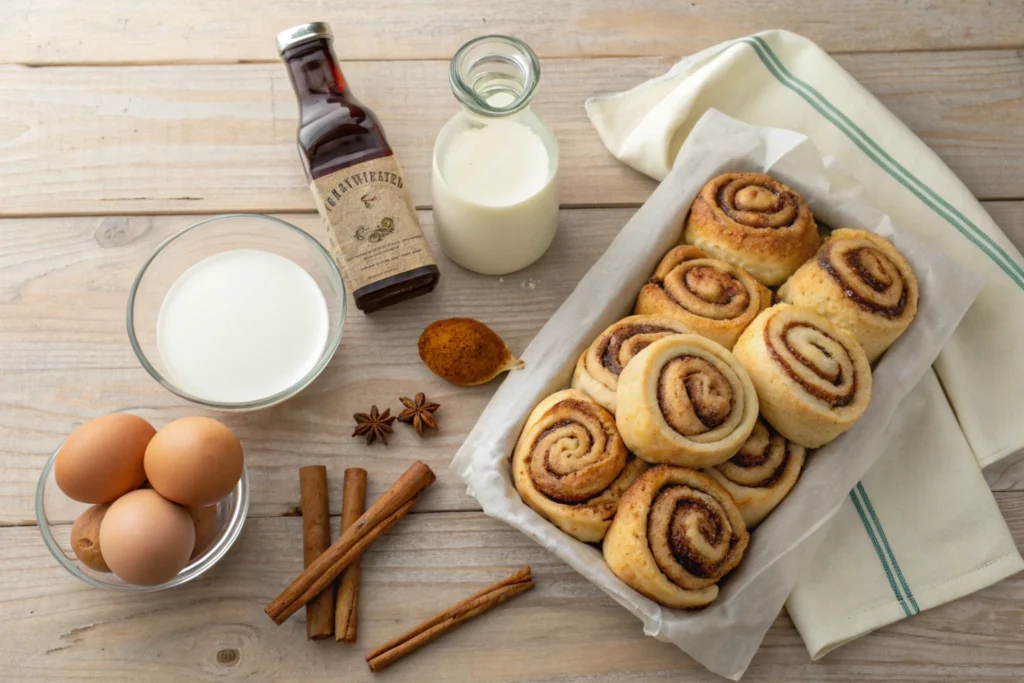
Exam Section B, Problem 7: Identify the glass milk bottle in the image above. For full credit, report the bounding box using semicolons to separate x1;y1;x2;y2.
432;36;560;275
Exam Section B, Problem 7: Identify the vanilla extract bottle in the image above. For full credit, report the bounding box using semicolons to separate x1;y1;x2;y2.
278;22;440;313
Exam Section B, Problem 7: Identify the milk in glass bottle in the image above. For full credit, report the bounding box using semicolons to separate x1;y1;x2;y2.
432;36;559;275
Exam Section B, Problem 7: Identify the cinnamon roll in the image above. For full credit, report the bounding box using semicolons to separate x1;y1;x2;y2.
512;389;648;543
634;245;771;349
603;465;748;609
683;173;820;286
733;304;872;448
704;418;806;528
615;334;759;468
778;228;918;363
571;315;694;413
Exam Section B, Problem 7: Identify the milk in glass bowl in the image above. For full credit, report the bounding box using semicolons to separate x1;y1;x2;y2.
127;214;345;411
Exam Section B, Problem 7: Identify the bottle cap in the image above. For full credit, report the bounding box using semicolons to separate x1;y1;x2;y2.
276;22;333;55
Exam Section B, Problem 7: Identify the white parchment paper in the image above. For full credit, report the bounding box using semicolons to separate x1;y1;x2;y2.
450;110;983;680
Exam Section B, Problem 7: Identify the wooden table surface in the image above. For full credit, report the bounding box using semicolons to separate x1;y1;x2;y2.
2;3;1023;681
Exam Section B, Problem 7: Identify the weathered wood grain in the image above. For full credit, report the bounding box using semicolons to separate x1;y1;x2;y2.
984;200;1024;246
2;0;1023;65
4;203;1023;525
0;58;663;216
2;0;1023;679
835;50;1024;203
986;450;1024;493
0;209;633;525
1;50;1022;217
1;502;1021;682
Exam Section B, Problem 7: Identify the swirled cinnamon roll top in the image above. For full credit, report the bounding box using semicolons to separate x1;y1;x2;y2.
657;355;734;436
571;315;694;413
603;465;748;608
778;228;918;363
710;174;805;229
706;418;807;527
733;304;871;448
684;173;820;286
766;317;862;408
615;334;759;468
635;246;770;349
512;389;647;542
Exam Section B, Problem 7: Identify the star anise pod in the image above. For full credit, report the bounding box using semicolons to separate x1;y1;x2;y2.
352;405;395;446
397;393;440;436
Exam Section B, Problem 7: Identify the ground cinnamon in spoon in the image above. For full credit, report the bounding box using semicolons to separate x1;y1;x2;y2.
418;318;524;386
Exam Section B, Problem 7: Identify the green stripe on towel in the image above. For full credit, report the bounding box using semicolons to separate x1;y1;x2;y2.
739;35;1024;290
849;485;919;617
856;483;921;614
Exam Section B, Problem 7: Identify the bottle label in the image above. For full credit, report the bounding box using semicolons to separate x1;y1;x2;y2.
310;155;436;293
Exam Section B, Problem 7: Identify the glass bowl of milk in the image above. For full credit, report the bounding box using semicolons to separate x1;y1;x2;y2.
127;214;345;410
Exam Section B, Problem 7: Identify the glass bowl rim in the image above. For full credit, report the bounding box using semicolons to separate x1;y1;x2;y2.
126;213;346;411
35;439;251;592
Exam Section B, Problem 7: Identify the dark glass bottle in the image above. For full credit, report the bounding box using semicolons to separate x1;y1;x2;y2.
278;22;440;313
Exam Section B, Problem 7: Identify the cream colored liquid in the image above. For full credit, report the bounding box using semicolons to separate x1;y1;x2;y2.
156;249;329;403
432;111;558;275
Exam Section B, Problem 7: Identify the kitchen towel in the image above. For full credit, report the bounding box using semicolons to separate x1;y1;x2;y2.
585;29;1024;660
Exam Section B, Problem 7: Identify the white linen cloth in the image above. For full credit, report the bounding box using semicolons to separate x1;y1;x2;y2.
585;29;1024;661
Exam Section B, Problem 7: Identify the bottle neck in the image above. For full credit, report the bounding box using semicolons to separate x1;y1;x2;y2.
450;35;540;118
283;40;350;121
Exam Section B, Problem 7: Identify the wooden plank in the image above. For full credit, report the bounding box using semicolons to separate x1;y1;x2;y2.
0;209;633;525
0;58;661;216
835;50;1024;204
1;500;1021;682
2;0;1023;65
984;200;1024;245
1;50;1022;217
4;203;1024;525
986;450;1024;492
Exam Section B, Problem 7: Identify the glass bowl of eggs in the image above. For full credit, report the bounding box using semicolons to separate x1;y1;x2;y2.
36;409;249;591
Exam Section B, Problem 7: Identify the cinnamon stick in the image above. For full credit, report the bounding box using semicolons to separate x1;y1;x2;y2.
335;467;367;642
365;566;534;673
299;465;335;640
266;461;435;625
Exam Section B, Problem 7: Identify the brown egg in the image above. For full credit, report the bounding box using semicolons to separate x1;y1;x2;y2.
99;489;195;586
71;503;112;573
55;413;155;504
144;417;244;507
187;504;220;560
